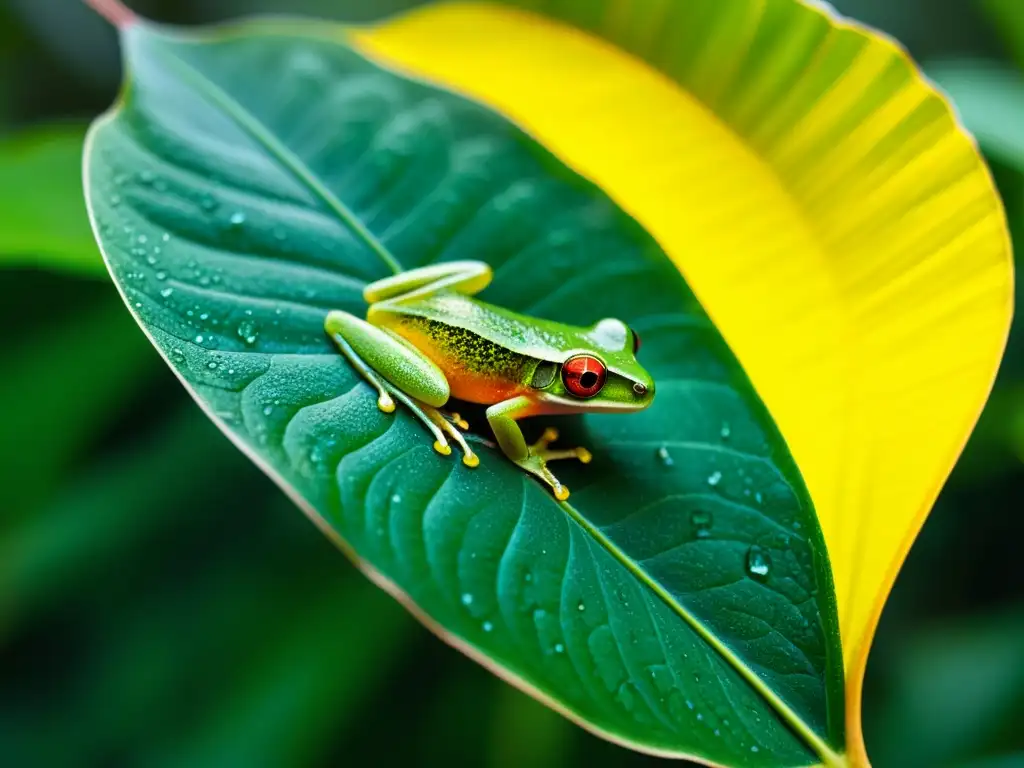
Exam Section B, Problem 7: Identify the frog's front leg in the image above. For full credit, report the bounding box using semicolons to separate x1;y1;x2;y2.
486;396;591;501
325;311;479;467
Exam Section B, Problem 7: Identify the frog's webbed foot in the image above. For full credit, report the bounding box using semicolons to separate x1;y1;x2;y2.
442;411;470;431
375;383;480;468
378;386;479;467
518;428;591;501
530;428;592;464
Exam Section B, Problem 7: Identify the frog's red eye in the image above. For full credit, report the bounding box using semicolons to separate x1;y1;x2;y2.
631;329;641;354
562;355;607;398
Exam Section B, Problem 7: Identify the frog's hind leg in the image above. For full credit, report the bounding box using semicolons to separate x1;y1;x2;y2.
326;310;476;463
364;261;492;304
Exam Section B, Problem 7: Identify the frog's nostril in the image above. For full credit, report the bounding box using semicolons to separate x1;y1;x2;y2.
633;382;647;396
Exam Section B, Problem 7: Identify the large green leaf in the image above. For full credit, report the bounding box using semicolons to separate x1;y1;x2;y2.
84;16;845;766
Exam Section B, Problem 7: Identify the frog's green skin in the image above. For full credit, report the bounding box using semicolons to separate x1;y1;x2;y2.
324;260;655;500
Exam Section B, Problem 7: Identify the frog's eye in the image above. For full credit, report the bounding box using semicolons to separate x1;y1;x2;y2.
562;355;607;398
631;329;641;354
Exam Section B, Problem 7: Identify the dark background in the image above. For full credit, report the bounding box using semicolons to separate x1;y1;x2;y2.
1;1;1022;766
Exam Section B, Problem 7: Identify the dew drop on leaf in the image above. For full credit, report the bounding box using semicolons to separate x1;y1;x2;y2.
482;621;493;632
656;445;674;467
707;470;722;486
690;509;713;539
461;593;473;606
237;319;259;346
745;546;772;581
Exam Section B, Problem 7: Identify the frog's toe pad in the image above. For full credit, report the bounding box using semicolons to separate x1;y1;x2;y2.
444;411;470;430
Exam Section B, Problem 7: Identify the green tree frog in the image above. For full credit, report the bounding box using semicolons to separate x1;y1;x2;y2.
324;260;655;500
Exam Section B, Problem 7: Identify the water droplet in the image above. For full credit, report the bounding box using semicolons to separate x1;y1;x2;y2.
138;170;155;185
263;405;274;416
194;334;204;344
577;600;585;612
751;746;760;753
273;227;288;242
110;194;121;207
237;319;259;346
685;699;695;710
199;312;209;321
134;301;142;308
159;287;173;298
482;621;493;632
690;509;713;539
229;211;246;226
524;573;532;583
200;195;219;212
754;491;763;504
391;493;402;504
170;348;185;363
161;233;171;242
656;445;674;467
155;270;167;281
554;643;565;654
696;713;703;721
745;546;772;581
207;362;218;370
145;255;158;266
461;593;473;606
720;422;731;439
707;470;722;486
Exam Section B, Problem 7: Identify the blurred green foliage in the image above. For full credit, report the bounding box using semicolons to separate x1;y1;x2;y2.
0;1;1022;767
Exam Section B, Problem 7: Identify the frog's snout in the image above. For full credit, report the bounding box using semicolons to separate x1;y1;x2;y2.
631;376;655;407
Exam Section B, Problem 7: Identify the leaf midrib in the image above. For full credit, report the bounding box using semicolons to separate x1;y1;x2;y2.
132;25;403;277
558;497;845;766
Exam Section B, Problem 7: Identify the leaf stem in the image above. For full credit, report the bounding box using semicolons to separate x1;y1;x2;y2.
83;0;136;27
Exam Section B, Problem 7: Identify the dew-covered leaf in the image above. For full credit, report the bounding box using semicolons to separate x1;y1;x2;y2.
84;16;844;766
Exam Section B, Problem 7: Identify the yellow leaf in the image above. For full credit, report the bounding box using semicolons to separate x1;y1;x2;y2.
349;1;1014;764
